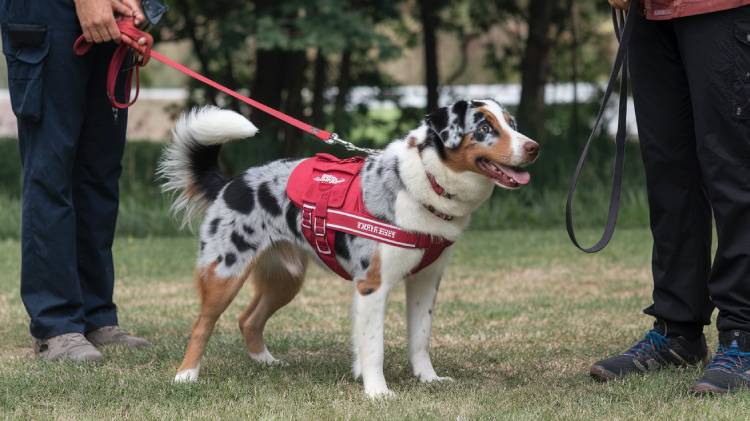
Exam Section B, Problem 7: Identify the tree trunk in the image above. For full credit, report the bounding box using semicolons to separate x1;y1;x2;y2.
333;50;352;134
517;0;559;141
420;0;439;112
311;48;328;128
569;0;579;140
223;48;240;113
252;49;285;141
282;50;309;157
175;0;216;105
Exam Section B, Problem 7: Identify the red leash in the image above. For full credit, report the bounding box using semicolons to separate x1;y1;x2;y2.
73;18;333;143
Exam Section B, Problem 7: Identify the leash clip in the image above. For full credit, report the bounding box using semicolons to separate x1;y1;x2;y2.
324;132;381;155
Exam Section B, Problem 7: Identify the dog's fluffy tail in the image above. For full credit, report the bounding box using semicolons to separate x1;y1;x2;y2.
158;106;258;227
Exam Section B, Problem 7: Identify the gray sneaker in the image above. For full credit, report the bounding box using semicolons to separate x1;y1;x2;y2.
86;325;151;349
34;333;103;362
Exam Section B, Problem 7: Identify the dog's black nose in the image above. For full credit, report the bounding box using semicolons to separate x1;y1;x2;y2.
524;141;540;157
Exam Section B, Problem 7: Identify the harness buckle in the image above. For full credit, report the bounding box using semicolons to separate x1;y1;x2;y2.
315;238;331;254
301;207;313;229
313;215;326;237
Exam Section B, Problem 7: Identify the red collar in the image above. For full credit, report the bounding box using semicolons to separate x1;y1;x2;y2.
426;173;453;199
425;173;455;221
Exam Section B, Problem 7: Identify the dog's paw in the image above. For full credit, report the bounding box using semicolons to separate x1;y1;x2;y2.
418;374;454;383
365;387;395;399
174;368;199;383
249;348;286;366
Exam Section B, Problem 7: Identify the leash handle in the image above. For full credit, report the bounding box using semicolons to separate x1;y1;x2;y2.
73;18;333;142
73;18;153;109
565;0;637;253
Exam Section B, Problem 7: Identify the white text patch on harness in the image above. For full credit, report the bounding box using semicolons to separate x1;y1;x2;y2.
357;221;397;239
314;174;346;184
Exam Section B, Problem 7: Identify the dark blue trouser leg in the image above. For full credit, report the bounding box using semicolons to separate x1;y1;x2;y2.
75;44;127;333
2;0;126;339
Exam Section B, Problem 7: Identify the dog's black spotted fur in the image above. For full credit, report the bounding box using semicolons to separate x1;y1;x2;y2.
224;178;255;215
257;182;282;216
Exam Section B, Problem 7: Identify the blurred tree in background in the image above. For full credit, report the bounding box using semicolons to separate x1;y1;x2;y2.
154;0;614;149
157;0;404;156
478;1;613;140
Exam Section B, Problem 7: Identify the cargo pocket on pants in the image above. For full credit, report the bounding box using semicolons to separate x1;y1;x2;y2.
1;23;49;122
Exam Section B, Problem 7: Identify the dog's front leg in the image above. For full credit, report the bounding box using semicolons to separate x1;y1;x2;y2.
352;281;394;398
406;251;452;383
352;246;420;398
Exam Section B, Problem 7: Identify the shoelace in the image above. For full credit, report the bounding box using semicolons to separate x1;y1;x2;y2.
58;333;92;350
707;343;750;372
623;329;668;359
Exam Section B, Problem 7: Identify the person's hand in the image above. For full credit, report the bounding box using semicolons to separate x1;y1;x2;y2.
120;0;147;27
118;0;149;62
608;0;630;10
74;0;134;43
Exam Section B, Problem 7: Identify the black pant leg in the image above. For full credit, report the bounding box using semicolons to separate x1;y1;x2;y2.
74;44;128;333
674;6;750;332
630;13;714;330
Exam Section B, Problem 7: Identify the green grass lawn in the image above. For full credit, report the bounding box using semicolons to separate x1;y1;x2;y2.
1;229;749;419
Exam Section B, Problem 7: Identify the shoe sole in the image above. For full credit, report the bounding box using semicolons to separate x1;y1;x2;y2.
590;355;708;383
88;341;151;349
690;382;729;395
589;365;619;382
37;354;103;363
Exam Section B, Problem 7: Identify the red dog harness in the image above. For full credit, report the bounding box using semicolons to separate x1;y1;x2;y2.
286;154;452;280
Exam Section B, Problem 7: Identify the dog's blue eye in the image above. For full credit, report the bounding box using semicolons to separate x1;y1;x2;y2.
477;123;491;135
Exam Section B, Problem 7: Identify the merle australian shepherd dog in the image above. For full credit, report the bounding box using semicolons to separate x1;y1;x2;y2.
159;99;539;397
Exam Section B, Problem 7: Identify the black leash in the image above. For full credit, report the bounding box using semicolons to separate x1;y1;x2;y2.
565;0;637;253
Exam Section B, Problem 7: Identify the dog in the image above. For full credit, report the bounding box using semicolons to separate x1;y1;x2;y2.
159;99;539;397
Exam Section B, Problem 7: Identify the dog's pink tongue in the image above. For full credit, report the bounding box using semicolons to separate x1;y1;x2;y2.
502;166;531;185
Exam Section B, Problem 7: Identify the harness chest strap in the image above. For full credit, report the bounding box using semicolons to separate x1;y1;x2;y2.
300;203;452;280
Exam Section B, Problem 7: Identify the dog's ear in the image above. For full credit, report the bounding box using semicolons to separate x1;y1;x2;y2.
424;100;469;149
503;110;518;131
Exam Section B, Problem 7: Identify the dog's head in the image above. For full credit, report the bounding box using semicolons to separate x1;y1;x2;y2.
422;99;539;189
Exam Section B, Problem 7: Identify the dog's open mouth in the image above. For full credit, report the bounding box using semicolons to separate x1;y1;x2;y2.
476;158;531;188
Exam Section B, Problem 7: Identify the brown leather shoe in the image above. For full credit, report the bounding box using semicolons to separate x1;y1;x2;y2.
34;333;103;362
86;326;151;349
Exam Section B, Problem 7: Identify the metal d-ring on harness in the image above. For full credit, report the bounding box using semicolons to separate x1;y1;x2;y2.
565;0;637;253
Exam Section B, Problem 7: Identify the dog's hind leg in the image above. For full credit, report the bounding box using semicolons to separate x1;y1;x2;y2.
175;262;248;382
405;251;452;383
239;242;307;365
